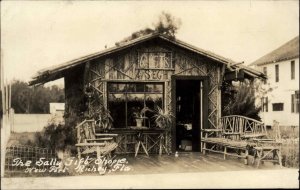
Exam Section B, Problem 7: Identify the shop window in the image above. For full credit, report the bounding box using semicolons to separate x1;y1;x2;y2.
108;82;164;128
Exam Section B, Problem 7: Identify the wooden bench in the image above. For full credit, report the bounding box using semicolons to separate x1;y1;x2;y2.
75;119;118;159
201;115;282;167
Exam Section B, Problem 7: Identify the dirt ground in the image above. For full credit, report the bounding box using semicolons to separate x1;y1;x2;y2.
1;169;299;189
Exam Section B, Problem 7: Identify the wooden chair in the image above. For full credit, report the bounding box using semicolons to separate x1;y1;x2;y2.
75;119;118;159
252;120;282;168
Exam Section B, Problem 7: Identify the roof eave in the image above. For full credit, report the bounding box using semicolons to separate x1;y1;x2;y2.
29;33;237;85
254;55;299;66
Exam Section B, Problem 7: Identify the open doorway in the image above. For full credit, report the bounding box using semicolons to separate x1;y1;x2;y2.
175;79;202;152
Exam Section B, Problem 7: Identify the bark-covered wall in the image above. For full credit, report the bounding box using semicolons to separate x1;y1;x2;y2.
64;65;86;126
63;39;223;151
86;39;222;129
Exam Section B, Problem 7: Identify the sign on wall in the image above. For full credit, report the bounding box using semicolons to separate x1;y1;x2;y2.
138;52;173;69
135;52;173;80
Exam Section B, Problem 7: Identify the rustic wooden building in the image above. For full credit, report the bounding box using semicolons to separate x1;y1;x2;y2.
29;33;264;154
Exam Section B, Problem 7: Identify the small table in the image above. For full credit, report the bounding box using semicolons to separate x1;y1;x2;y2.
134;129;149;157
129;127;168;157
109;127;168;156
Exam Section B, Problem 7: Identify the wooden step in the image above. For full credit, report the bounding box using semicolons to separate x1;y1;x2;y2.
87;137;113;141
75;143;105;146
95;133;118;137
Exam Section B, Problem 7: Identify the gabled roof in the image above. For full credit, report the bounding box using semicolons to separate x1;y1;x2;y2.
29;33;264;85
250;36;299;66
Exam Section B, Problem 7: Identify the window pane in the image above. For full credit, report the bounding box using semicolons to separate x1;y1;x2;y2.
145;94;163;127
291;60;295;80
108;83;118;92
108;83;126;92
275;65;279;82
108;93;126;102
108;94;126;128
126;83;136;92
145;94;163;112
136;83;144;92
145;84;163;93
117;84;126;92
127;94;145;127
273;103;284;111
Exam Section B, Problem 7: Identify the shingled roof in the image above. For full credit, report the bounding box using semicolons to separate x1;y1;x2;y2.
29;33;264;85
250;36;299;66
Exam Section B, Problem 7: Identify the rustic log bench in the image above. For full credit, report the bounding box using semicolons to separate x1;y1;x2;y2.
75;119;118;159
201;115;282;167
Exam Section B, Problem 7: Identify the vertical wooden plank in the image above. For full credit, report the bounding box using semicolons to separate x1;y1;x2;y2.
105;59;109;79
77;127;80;143
91;121;95;139
277;149;282;167
96;146;100;158
103;81;107;109
170;76;176;153
200;81;203;152
217;66;221;127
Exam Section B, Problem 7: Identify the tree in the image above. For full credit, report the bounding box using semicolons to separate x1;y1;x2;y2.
153;11;182;39
115;11;181;45
11;80;31;113
222;80;262;121
11;80;65;113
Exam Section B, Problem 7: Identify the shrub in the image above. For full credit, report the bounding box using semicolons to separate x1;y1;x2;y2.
281;139;299;168
267;126;299;168
35;122;77;154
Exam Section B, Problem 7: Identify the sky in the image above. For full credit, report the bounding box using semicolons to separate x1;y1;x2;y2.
1;0;299;86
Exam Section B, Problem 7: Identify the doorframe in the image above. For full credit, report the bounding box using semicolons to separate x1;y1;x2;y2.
171;75;209;152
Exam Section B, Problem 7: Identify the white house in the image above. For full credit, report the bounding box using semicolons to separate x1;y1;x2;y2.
250;36;299;127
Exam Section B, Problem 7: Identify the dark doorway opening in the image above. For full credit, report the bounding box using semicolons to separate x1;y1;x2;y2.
175;80;201;152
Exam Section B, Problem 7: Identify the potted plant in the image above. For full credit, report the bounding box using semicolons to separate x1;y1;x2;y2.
132;107;151;127
153;106;174;129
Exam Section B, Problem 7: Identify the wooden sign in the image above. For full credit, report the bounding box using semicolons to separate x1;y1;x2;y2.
138;52;172;69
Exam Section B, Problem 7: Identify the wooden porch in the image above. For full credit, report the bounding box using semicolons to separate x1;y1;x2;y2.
86;152;283;176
